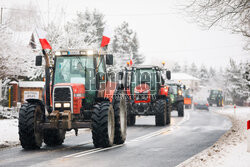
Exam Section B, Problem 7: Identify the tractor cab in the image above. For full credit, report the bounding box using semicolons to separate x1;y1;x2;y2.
52;50;112;113
125;66;169;103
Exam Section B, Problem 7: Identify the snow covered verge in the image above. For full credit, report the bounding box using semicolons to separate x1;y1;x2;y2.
0;106;19;119
0;119;19;148
177;106;250;167
0;118;88;149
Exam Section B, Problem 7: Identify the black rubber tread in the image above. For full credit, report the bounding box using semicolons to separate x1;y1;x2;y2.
126;99;136;126
113;91;127;144
91;101;114;148
155;99;167;126
177;102;184;117
18;103;42;149
166;103;171;125
127;114;136;126
44;129;65;146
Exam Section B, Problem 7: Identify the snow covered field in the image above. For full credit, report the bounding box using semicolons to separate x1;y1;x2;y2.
178;106;250;167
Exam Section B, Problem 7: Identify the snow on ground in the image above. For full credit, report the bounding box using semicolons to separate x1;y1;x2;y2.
178;106;250;167
0;119;19;148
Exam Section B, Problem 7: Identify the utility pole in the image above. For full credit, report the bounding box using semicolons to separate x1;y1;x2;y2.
0;7;3;24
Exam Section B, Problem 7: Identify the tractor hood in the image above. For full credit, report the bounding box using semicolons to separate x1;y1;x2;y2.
134;84;150;93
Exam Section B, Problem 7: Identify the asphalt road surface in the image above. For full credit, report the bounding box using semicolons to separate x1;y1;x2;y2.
0;108;231;167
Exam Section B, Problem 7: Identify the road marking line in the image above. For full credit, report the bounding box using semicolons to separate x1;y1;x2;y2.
176;112;190;126
64;147;102;158
64;112;191;158
74;144;124;158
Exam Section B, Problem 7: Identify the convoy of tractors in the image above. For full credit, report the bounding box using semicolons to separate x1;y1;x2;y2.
18;48;224;150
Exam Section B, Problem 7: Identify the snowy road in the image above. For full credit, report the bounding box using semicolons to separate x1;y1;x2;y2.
0;108;231;167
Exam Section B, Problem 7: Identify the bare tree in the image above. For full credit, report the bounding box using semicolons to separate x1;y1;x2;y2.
181;0;250;49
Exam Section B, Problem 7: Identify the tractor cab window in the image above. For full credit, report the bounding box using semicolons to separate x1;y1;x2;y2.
134;68;156;91
170;85;178;95
54;56;95;90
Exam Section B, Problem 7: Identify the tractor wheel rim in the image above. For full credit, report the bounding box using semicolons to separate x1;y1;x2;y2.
108;110;112;140
120;98;126;135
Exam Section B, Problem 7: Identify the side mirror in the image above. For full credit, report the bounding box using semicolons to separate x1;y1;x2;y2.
35;55;42;66
106;54;113;65
166;71;171;80
183;85;186;90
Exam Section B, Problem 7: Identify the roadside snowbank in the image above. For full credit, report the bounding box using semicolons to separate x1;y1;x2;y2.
0;119;19;148
177;106;250;167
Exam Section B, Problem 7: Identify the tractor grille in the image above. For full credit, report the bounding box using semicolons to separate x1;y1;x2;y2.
54;87;71;102
135;93;148;101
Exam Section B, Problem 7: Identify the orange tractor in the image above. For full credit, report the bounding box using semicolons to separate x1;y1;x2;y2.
18;49;127;149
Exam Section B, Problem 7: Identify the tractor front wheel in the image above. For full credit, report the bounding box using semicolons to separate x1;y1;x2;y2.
18;103;44;149
177;102;184;117
113;91;127;144
127;114;136;126
92;101;115;148
155;99;167;126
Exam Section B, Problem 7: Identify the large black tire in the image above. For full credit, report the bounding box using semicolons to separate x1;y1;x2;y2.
126;99;136;126
155;99;167;126
44;129;65;146
113;91;127;144
127;114;136;126
18;103;44;149
166;102;171;125
177;102;184;117
91;101;115;148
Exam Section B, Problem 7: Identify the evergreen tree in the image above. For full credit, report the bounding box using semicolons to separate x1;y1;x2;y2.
111;21;144;68
225;59;249;105
172;62;181;72
208;67;216;79
189;62;198;77
198;64;209;85
64;9;105;49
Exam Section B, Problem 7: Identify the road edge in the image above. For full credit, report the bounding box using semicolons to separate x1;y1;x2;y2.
175;109;234;167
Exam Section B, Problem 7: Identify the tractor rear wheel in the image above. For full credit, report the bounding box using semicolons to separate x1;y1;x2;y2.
44;129;65;146
92;101;115;148
177;102;184;117
155;99;167;126
113;91;127;144
18;103;44;149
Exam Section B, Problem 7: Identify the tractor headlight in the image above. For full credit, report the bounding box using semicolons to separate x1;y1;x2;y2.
63;102;71;108
178;90;182;95
55;103;62;108
87;50;94;55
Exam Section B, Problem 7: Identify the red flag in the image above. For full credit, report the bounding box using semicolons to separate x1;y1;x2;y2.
130;59;133;66
35;28;52;50
101;27;111;47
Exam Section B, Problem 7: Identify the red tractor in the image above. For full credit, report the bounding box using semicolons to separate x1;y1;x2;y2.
18;49;127;149
124;65;171;126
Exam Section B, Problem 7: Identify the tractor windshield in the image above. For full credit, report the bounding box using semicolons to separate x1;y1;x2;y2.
210;90;219;98
133;68;156;88
54;56;95;87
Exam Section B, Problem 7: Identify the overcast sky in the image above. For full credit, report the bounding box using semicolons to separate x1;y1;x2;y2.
1;0;249;69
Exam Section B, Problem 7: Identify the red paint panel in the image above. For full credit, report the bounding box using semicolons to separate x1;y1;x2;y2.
247;120;250;130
